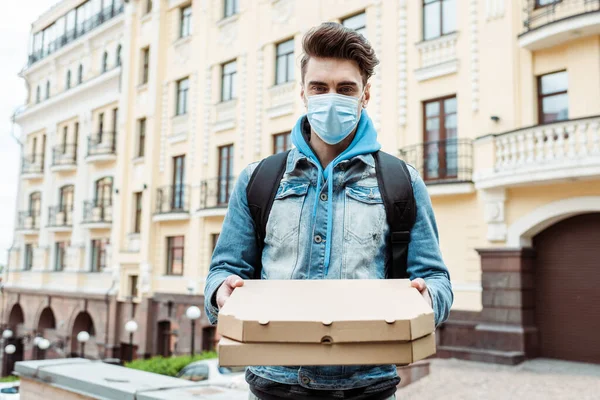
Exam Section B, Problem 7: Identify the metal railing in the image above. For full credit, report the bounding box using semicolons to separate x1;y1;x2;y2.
523;0;600;32
87;132;117;157
155;185;190;214
198;177;236;210
52;144;78;167
21;154;45;175
82;201;112;224
399;139;473;183
16;211;41;231
47;205;74;228
28;5;125;66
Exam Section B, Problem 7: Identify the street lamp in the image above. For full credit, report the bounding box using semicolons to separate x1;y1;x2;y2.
185;306;201;357
76;331;90;358
124;320;138;362
2;330;13;340
37;338;50;360
4;344;16;374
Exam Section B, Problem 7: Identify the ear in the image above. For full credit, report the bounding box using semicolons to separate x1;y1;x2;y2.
300;84;307;108
362;82;371;108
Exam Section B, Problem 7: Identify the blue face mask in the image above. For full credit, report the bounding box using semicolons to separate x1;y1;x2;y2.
306;92;363;145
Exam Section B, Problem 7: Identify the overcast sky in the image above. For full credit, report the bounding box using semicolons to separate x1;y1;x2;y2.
0;1;58;266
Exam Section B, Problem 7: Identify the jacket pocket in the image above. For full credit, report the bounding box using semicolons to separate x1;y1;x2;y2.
344;185;386;243
266;181;309;243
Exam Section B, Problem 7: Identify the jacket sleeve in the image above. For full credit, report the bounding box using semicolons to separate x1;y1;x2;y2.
204;165;260;325
405;165;454;326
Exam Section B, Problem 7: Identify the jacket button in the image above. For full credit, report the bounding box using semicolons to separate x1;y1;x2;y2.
314;235;322;243
320;193;328;201
301;376;311;385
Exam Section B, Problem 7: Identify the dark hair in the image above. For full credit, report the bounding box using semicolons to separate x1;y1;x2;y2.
300;22;379;86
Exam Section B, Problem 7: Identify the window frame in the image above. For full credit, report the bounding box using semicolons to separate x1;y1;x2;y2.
66;70;71;89
272;131;292;154
166;236;185;276
537;70;568;125
54;242;67;271
221;60;237;102
24;244;34;271
137;118;146;158
78;64;84;84
223;0;239;19
146;0;153;14
133;192;143;233
342;12;367;37
90;238;109;272
129;275;139;298
180;5;192;38
217;144;234;205
422;0;456;41
275;39;295;85
141;47;150;85
176;77;190;116
102;51;108;73
422;94;458;181
45;80;50;99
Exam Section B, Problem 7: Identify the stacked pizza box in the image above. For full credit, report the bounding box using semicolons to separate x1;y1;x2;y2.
217;279;436;366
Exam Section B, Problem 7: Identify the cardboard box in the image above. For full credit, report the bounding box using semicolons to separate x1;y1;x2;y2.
218;279;434;344
218;333;436;367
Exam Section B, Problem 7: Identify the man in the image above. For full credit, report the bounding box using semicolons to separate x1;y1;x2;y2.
205;23;453;400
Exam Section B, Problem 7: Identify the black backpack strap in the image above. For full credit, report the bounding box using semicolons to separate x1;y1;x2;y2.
373;151;417;279
246;150;291;279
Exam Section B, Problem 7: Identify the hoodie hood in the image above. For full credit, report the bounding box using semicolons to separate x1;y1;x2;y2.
290;109;381;271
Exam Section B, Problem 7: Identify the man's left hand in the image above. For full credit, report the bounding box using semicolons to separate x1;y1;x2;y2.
411;278;432;308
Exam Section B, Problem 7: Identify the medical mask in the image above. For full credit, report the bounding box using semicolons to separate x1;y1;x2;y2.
306;92;363;145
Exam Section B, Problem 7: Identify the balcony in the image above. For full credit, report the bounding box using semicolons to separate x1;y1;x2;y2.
51;144;77;172
82;201;112;229
267;82;296;118
86;132;117;163
153;185;190;222
47;206;73;232
196;177;235;217
520;0;600;50
16;211;41;234
414;32;459;82
28;5;125;66
473;115;600;189
399;139;474;196
214;100;237;132
21;154;44;179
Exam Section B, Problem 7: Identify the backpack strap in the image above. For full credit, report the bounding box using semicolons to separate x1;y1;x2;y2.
246;150;291;279
373;151;416;279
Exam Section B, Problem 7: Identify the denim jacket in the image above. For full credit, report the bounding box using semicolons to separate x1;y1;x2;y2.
204;149;453;390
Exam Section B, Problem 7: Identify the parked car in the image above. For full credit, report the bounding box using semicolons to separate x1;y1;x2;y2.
176;359;247;389
0;383;19;400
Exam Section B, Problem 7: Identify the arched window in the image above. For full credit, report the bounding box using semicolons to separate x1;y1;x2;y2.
102;51;108;73
66;70;71;89
78;64;84;84
116;44;122;67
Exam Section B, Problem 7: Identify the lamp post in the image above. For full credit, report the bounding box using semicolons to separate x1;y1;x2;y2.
76;331;90;359
37;338;50;360
4;344;15;375
185;306;201;357
124;320;138;362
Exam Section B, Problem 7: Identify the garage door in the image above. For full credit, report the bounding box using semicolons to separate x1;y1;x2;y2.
533;213;600;364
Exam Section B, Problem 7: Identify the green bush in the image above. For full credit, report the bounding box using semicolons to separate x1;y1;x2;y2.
125;352;217;377
0;375;19;383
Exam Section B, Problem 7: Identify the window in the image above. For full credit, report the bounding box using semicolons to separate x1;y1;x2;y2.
202;326;216;352
54;242;67;271
24;244;34;271
180;5;192;38
133;192;143;233
273;132;292;154
98;113;105;141
538;71;568;124
129;275;139;298
218;145;234;205
102;51;108;72
423;96;457;181
166;236;184;275
78;64;84;84
221;60;237;101
116;44;122;67
423;0;456;41
536;0;560;7
29;192;41;225
59;185;75;215
141;47;150;84
62;126;68;154
66;70;71;89
137;118;146;157
146;0;153;14
112;108;118;133
91;238;109;272
36;85;41;103
95;177;113;207
212;233;220;253
342;12;367;37
172;155;186;209
31;138;38;162
176;77;189;115
224;0;239;18
275;39;294;85
45;80;50;99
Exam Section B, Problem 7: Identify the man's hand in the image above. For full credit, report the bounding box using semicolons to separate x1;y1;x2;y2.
216;275;244;310
411;278;432;308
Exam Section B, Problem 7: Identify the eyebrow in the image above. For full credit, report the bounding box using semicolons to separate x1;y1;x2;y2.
336;81;359;88
307;80;328;86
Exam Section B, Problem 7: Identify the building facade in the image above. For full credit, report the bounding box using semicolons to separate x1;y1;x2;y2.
5;0;600;368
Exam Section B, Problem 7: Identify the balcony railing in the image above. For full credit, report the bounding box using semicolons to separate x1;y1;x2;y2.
52;144;78;167
199;177;236;210
399;139;473;183
155;185;190;214
523;0;600;32
28;5;125;66
17;211;41;231
21;154;44;175
82;201;112;224
47;205;73;228
87;132;116;157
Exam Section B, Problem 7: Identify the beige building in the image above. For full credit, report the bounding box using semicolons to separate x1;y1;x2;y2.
4;0;600;367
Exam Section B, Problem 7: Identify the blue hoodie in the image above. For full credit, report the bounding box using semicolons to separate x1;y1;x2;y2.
291;109;381;272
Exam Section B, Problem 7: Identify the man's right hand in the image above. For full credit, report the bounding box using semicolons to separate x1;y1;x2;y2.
216;275;244;310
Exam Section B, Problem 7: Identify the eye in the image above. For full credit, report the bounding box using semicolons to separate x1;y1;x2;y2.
311;85;327;93
339;86;355;95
